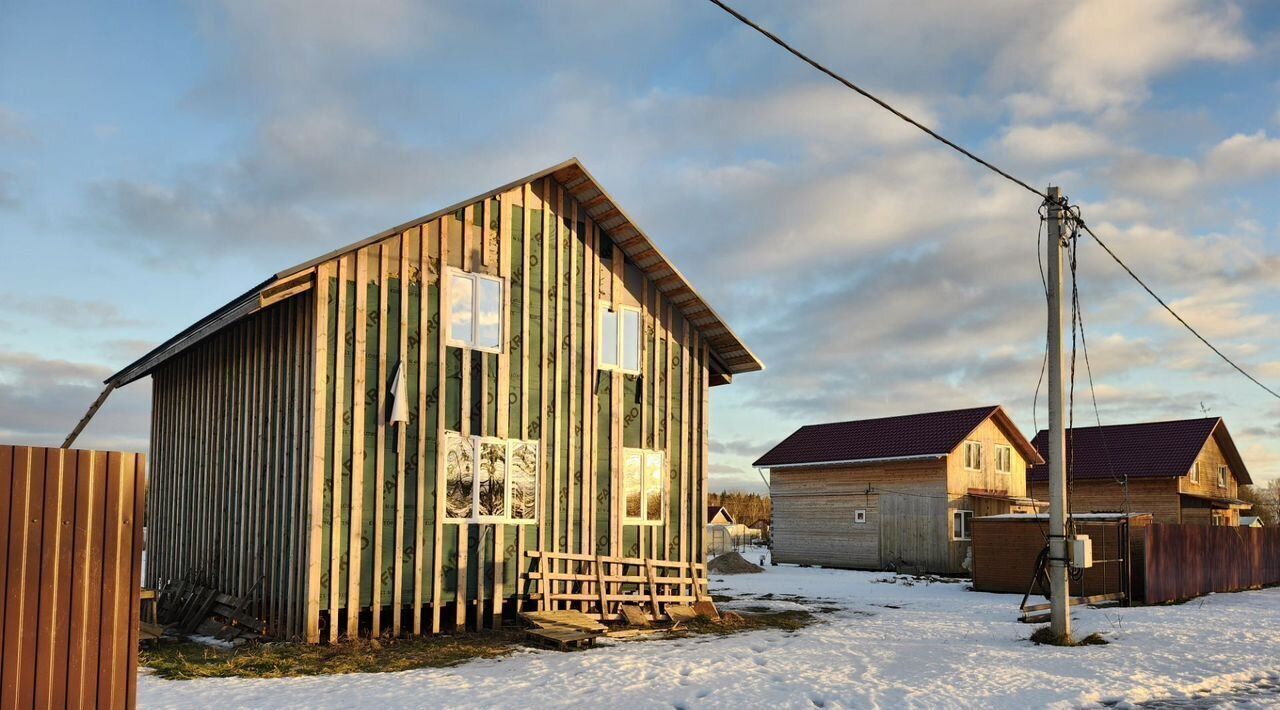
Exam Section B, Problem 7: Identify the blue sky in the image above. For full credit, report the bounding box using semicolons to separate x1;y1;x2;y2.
3;1;1280;492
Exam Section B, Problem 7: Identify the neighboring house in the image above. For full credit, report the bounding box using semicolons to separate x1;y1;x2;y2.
706;505;761;555
1028;418;1253;527
748;518;771;539
708;506;734;526
108;159;763;642
1240;516;1264;528
754;405;1044;575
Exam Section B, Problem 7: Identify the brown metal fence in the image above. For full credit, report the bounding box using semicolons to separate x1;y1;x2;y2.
1144;523;1280;604
1;445;146;709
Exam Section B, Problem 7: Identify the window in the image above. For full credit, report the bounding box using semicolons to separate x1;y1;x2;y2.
444;431;538;523
854;509;867;524
623;448;665;524
1189;461;1200;483
964;442;982;471
952;510;973;541
599;304;641;374
447;269;504;352
994;445;1012;474
1217;466;1228;488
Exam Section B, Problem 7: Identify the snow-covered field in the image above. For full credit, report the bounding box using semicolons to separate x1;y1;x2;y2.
139;551;1280;709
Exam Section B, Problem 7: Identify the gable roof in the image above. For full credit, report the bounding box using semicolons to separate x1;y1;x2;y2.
707;506;734;524
107;158;763;387
753;405;1042;469
1027;417;1252;485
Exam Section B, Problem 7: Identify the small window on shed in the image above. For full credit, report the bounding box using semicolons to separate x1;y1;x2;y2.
447;268;504;353
623;448;665;524
994;445;1012;474
964;442;982;471
854;509;867;525
1217;466;1228;488
599;304;641;375
952;510;973;541
1189;461;1200;483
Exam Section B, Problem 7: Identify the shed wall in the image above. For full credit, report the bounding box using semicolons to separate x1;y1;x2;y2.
770;461;948;571
147;293;314;639
305;176;710;641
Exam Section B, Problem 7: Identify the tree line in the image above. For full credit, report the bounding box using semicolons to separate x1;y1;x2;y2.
708;490;772;526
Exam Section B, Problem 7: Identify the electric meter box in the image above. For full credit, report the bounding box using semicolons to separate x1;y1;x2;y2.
1070;534;1093;569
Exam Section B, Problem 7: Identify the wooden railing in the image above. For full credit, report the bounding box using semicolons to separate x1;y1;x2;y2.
525;551;709;621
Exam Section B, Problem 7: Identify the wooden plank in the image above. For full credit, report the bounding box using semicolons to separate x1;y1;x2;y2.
643;558;661;618
431;217;448;635
394;230;411;636
60;383;115;449
413;226;429;637
372;240;390;638
347;247;369;639
537;180;551;611
97;452;131;709
328;254;350;643
306;261;332;642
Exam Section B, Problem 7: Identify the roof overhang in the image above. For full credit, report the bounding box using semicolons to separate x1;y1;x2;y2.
106;158;762;387
967;489;1046;507
759;453;947;471
1180;491;1252;510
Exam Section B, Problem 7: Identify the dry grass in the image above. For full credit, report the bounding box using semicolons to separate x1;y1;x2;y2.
1028;626;1108;647
141;631;523;680
142;609;819;680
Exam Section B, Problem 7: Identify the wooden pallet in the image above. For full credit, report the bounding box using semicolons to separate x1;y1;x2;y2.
525;627;600;650
520;610;607;651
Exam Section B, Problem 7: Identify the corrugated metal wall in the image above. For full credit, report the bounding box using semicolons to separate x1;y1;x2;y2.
305;176;710;641
147;293;313;639
0;445;145;708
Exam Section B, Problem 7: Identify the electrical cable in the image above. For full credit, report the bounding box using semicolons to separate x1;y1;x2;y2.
707;0;1280;404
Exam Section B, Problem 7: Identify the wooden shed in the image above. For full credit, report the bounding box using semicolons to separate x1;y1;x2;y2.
105;159;762;642
755;405;1043;575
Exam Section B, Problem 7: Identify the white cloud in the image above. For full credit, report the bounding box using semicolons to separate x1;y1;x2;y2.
1000;122;1113;163
993;0;1251;115
1203;131;1280;183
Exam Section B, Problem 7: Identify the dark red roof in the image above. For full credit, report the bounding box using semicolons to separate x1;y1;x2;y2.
1027;417;1251;485
754;405;1037;468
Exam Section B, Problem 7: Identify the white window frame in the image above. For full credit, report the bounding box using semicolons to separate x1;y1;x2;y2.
994;445;1012;474
1217;465;1228;488
622;448;665;525
1189;461;1200;483
964;441;982;471
446;268;505;354
598;303;642;375
952;509;973;541
444;433;538;525
854;509;867;525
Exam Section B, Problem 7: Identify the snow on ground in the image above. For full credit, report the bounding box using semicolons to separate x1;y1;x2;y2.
139;549;1280;709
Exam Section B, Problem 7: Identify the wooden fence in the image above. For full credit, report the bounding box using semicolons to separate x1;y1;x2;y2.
1;445;146;709
1145;523;1280;604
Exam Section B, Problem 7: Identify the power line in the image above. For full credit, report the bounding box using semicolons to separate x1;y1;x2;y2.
706;0;1280;404
704;0;1045;200
1075;218;1280;401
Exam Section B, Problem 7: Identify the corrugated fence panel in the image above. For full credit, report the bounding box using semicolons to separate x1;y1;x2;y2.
1145;523;1280;604
0;444;145;709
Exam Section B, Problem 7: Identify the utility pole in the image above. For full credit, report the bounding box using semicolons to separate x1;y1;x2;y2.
1045;186;1071;641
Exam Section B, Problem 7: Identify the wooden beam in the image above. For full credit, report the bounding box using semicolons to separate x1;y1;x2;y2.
61;384;116;450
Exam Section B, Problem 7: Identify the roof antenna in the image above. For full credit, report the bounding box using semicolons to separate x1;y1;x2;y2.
1199;401;1212;418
